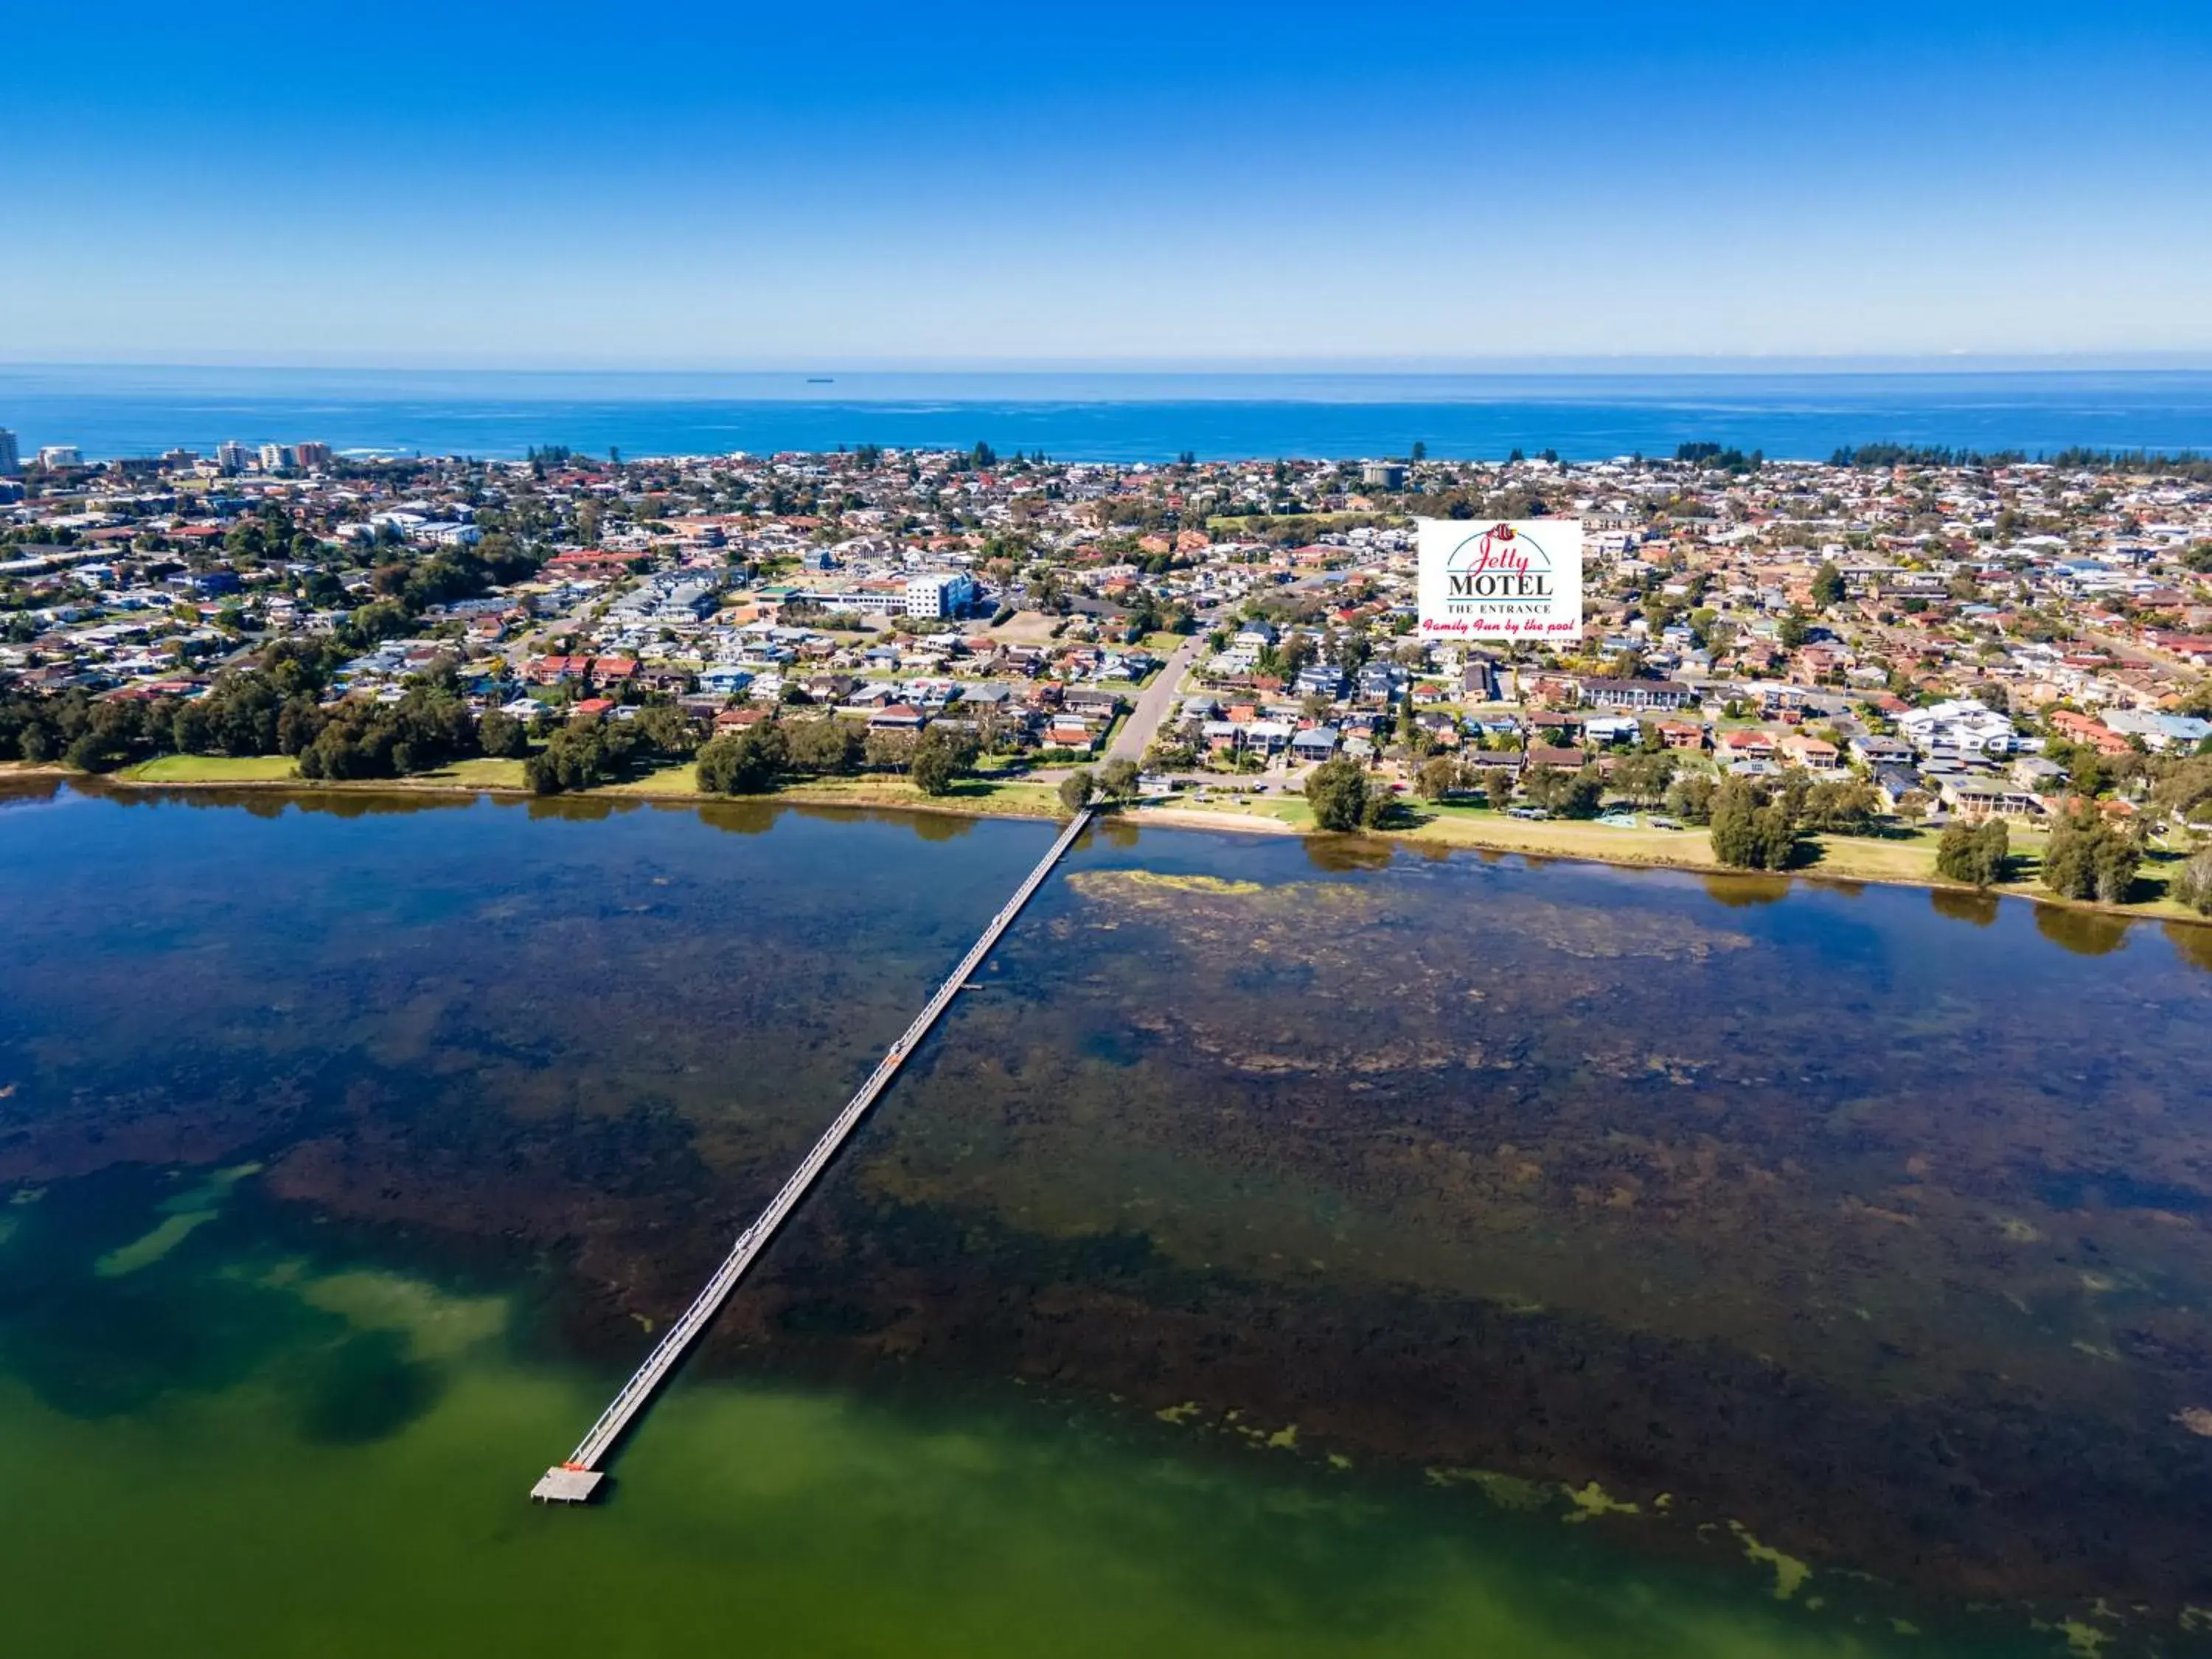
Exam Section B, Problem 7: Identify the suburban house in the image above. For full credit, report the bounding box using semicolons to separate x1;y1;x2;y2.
1777;732;1841;771
1574;675;1697;711
1940;776;2048;823
1526;743;1586;770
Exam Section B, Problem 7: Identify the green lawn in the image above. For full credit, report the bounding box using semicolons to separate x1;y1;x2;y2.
777;773;1063;818
593;761;1063;820
119;754;532;790
122;754;299;784
597;760;703;796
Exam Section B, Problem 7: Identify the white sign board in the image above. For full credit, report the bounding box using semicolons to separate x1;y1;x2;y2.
1416;518;1582;641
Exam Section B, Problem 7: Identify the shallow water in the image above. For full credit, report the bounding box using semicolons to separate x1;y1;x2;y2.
1;781;2208;1655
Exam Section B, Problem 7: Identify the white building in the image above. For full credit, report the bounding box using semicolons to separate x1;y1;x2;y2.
36;444;82;469
903;571;978;617
1897;698;2018;756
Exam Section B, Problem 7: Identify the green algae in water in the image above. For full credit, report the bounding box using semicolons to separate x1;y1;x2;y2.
0;1280;1957;1659
0;1169;1975;1659
94;1163;263;1278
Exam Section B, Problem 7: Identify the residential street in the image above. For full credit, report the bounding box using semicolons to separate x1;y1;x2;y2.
1107;633;1205;762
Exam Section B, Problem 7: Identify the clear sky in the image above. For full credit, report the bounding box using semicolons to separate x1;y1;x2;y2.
6;1;2209;367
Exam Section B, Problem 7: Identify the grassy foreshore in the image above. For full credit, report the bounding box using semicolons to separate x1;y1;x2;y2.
10;757;2207;930
85;754;1071;820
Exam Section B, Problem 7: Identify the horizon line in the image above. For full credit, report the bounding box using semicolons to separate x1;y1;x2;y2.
8;351;2212;378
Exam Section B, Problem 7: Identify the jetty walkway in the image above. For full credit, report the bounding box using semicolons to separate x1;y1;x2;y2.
532;807;1093;1503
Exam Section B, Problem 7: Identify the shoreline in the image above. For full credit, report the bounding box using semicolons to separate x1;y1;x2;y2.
7;761;2207;933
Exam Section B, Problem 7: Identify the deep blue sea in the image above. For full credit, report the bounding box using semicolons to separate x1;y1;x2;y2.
5;364;2212;465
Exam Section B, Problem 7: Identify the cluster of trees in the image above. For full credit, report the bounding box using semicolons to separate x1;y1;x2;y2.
0;647;513;784
364;536;541;613
2042;448;2212;483
520;705;704;794
1056;758;1140;814
1412;754;1491;803
1707;777;1802;870
1304;757;1391;831
1935;819;2011;888
1658;769;1874;841
525;719;639;793
2049;744;2212;819
1521;765;1604;818
296;683;481;780
2040;806;2141;904
1828;444;2023;470
1790;774;1880;834
691;717;984;799
1608;749;1681;804
1674;442;1763;473
0;687;170;771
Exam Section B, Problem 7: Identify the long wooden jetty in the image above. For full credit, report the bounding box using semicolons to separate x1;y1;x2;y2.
532;807;1093;1503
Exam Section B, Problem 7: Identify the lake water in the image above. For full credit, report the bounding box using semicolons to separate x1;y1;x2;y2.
3;779;2211;1657
7;364;2212;463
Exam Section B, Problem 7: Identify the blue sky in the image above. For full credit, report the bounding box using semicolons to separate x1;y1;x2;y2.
6;1;2210;366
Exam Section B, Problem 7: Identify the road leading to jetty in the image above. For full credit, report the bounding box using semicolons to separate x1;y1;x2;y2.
1108;634;1206;764
532;807;1096;1504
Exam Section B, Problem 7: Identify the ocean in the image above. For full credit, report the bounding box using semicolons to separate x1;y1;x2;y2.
4;363;2212;465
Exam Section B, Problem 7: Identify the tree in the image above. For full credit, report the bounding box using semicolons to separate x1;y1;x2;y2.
1058;769;1096;814
1665;772;1719;825
1708;776;1798;869
1935;818;2010;888
1810;560;1846;608
2173;848;2212;915
784;717;862;774
477;708;530;759
1611;749;1679;805
2041;805;2139;903
909;726;978;796
863;727;917;771
633;702;700;759
1801;776;1879;835
1304;757;1371;831
1522;765;1604;818
1776;608;1812;650
1096;757;1141;801
524;719;638;795
1414;755;1462;800
695;725;787;795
